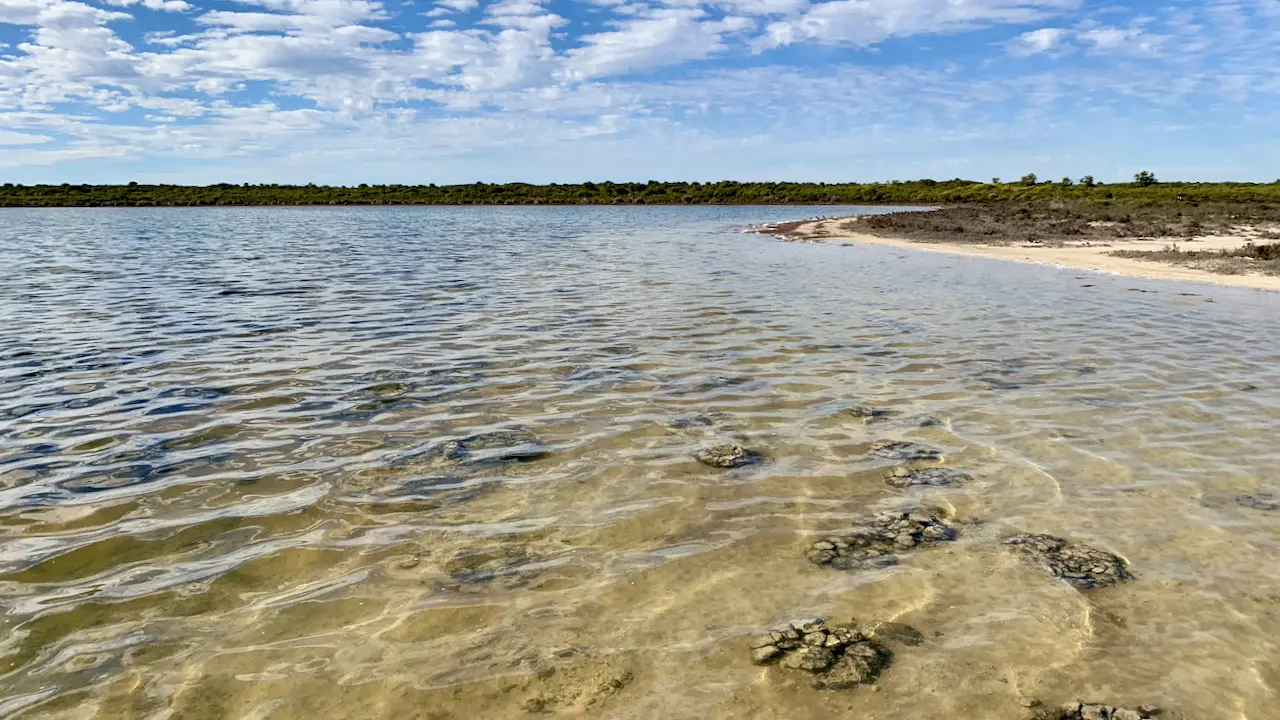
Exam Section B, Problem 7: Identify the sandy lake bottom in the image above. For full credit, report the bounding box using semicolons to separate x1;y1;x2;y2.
1;206;1279;719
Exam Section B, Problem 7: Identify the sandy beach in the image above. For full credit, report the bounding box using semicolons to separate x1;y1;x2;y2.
772;216;1280;292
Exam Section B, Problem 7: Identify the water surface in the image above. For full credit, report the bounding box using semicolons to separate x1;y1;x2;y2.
1;206;1279;719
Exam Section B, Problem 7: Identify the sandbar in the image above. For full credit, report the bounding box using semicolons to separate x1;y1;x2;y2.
769;216;1280;292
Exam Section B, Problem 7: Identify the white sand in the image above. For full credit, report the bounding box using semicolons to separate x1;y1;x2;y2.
781;217;1280;292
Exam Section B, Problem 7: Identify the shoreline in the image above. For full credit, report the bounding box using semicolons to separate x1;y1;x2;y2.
0;202;930;210
765;216;1280;292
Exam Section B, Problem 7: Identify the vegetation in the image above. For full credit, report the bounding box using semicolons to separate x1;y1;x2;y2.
831;198;1280;278
9;175;1280;279
851;201;1280;246
1111;242;1280;276
3;178;1280;207
1133;170;1159;187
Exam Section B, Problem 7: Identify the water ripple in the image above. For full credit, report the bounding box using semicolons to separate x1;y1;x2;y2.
1;206;1279;719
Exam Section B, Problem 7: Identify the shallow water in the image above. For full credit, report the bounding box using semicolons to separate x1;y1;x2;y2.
1;206;1279;719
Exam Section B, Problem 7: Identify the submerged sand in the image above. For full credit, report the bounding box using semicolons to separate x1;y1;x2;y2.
10;210;1280;720
772;217;1280;292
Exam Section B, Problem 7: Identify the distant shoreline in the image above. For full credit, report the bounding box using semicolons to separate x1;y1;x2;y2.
765;215;1280;292
3;178;1280;207
0;201;931;209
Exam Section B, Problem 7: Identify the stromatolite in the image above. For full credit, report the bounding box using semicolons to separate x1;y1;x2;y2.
808;507;957;570
436;428;550;467
748;618;891;690
843;404;895;422
885;466;971;488
693;443;763;469
1005;533;1131;590
867;440;944;462
1032;701;1162;720
668;411;730;430
1235;493;1279;511
340;427;549;504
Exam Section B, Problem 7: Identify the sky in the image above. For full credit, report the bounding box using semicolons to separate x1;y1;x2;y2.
1;0;1278;184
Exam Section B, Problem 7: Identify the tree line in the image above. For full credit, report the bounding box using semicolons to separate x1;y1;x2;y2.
2;176;1279;207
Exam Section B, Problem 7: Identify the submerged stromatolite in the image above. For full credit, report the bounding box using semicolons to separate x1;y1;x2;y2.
693;443;763;469
807;507;957;570
885;466;971;488
867;440;944;462
1032;701;1163;720
1235;493;1279;511
843;404;895;423
668;411;730;430
748;618;891;690
340;427;549;505
437;543;582;592
436;427;551;467
1005;533;1131;590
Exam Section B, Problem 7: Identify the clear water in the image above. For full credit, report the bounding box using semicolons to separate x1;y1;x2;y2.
1;206;1279;719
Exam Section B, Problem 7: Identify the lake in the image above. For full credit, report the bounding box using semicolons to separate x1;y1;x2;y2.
1;206;1279;719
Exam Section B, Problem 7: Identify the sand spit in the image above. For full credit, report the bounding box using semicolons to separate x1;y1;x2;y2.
755;216;1280;292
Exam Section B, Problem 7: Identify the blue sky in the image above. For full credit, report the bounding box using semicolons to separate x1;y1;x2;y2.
1;0;1278;184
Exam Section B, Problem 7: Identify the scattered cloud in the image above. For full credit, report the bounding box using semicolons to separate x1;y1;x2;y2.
435;0;479;11
0;0;1278;181
565;11;753;80
759;0;1080;49
1077;24;1166;56
0;130;54;146
1006;21;1170;59
103;0;193;12
1007;27;1069;56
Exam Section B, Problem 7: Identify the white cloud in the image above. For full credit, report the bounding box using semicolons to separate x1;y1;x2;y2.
1079;26;1135;49
407;12;564;92
0;0;53;25
1007;27;1070;56
0;2;138;111
0;130;53;145
2;0;1280;181
481;0;563;29
759;0;1080;49
565;11;751;80
136;94;209;115
1003;21;1172;59
433;0;478;12
103;0;192;12
485;0;543;16
1077;24;1165;55
218;0;389;25
16;0;130;28
197;11;317;31
709;0;808;15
